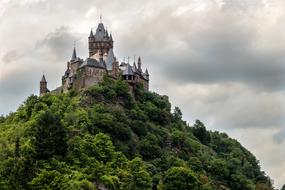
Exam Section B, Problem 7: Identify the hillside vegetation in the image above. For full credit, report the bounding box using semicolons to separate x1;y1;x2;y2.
0;76;273;190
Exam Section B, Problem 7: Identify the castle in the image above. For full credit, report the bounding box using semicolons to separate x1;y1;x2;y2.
40;19;149;95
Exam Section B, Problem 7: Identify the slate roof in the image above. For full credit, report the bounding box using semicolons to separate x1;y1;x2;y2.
122;63;134;75
95;23;106;41
71;47;77;61
80;58;106;69
41;75;47;82
145;68;149;76
106;48;115;70
89;29;94;38
132;62;138;73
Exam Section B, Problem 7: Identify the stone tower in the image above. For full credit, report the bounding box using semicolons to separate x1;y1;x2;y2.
88;20;113;57
40;74;49;95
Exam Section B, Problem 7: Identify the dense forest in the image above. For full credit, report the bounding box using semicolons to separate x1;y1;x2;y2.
0;76;275;190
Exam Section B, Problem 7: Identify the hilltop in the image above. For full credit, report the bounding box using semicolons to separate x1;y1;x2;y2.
0;76;273;190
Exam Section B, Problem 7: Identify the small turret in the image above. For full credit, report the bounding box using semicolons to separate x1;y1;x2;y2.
40;74;49;95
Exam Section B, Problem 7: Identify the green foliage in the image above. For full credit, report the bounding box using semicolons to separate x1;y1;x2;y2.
32;110;67;159
29;170;66;190
173;107;182;121
192;120;211;145
162;167;199;190
0;80;274;190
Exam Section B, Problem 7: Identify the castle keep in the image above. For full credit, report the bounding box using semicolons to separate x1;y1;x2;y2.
40;20;149;95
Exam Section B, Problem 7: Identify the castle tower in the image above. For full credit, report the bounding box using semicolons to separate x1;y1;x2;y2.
40;74;49;95
88;19;113;57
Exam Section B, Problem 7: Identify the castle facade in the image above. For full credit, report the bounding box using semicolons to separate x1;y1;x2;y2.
40;20;149;95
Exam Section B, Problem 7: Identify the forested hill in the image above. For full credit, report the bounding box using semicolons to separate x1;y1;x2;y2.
0;76;274;190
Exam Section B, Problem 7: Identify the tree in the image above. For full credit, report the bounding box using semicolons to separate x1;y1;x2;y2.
33;111;67;159
173;107;182;121
126;157;152;190
15;137;20;158
192;120;210;145
29;170;66;190
281;184;285;190
162;167;199;190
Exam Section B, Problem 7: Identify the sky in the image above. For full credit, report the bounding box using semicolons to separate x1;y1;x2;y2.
0;0;285;187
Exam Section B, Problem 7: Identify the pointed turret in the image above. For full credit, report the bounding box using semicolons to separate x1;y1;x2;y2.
71;47;77;61
145;68;149;76
89;29;94;38
110;33;113;42
41;74;47;83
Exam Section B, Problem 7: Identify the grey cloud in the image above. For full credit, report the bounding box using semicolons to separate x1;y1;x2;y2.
114;1;285;92
36;26;85;62
162;57;285;91
162;83;285;130
2;50;24;64
274;127;285;144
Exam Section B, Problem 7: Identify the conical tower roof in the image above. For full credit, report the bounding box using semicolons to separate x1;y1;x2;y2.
71;47;77;61
89;29;94;38
145;68;149;76
41;74;47;82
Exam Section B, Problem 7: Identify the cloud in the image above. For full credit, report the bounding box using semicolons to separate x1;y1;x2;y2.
114;0;285;92
35;26;84;62
273;127;285;144
2;50;24;64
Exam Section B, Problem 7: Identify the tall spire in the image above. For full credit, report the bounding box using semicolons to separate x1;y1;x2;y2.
100;14;102;23
71;47;77;61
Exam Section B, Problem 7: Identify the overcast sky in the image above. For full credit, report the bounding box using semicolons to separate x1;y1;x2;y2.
0;0;285;187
